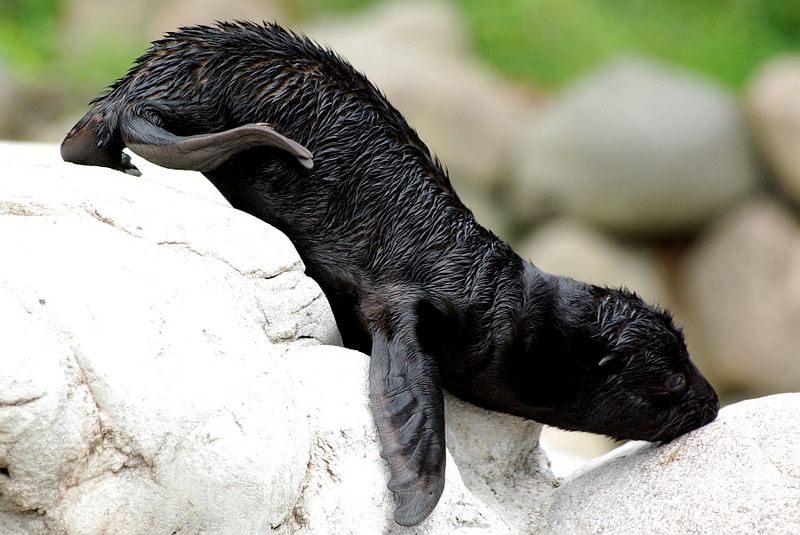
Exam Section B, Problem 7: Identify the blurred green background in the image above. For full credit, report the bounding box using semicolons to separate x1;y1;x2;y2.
2;0;799;88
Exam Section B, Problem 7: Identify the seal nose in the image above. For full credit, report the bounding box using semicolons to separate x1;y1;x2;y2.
700;391;720;426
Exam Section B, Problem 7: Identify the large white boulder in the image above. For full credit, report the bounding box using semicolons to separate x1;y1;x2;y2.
3;142;798;535
541;394;800;535
0;142;514;534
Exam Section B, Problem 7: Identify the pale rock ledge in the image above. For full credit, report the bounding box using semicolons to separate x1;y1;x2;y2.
1;142;797;535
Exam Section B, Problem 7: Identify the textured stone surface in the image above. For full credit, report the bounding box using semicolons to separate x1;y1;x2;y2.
680;199;800;395
444;394;552;533
4;142;797;534
305;0;536;196
0;142;522;534
748;55;800;205
541;394;800;535
0;141;337;533
510;56;758;234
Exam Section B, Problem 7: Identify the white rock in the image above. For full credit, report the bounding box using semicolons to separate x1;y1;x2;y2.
0;142;518;534
288;348;512;534
5;142;795;534
540;394;800;535
0;141;339;534
444;394;552;533
510;56;759;234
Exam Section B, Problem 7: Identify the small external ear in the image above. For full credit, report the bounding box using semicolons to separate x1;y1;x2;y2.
120;114;313;172
368;328;445;526
598;352;620;368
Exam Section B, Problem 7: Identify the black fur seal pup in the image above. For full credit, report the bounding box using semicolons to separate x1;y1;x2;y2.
61;22;720;526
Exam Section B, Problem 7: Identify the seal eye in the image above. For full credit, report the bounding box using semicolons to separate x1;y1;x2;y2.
664;373;686;394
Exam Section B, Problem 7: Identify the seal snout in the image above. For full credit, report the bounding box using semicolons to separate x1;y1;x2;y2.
655;389;720;443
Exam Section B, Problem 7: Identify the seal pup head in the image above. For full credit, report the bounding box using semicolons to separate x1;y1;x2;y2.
510;270;720;443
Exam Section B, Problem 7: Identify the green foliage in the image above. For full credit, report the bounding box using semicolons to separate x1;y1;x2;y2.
0;0;798;90
456;0;800;88
0;0;61;78
283;0;380;20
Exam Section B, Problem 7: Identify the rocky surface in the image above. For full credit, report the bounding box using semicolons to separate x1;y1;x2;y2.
680;199;800;395
748;56;800;205
304;0;536;198
0;142;524;534
540;394;800;535
3;142;799;535
509;57;759;234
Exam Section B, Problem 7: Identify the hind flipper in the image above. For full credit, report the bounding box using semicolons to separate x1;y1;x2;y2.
121;114;314;172
61;118;141;176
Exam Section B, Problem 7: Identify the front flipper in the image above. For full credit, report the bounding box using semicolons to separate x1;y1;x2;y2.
121;114;314;172
369;329;446;526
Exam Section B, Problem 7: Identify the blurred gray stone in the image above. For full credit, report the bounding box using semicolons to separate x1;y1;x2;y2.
305;0;536;193
510;56;758;235
148;0;287;37
518;218;669;306
541;394;800;535
456;184;512;242
680;199;800;395
61;0;286;60
748;56;800;205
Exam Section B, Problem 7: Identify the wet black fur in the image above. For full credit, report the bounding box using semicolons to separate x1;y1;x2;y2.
63;22;720;525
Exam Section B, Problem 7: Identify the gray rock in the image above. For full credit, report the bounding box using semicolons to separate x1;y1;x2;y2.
540;394;800;535
304;0;536;194
679;199;800;395
748;56;800;205
510;56;759;235
60;0;286;60
147;0;287;38
444;394;552;533
517;218;670;306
